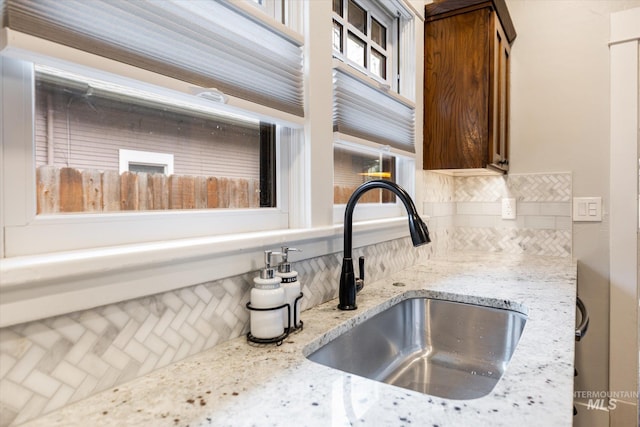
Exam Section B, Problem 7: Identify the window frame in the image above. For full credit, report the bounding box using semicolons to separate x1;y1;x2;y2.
330;0;418;224
119;149;175;175
1;55;301;257
248;0;284;24
332;0;397;88
332;133;416;224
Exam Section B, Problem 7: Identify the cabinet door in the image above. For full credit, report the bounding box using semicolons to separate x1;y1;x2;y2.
424;8;491;170
490;15;510;171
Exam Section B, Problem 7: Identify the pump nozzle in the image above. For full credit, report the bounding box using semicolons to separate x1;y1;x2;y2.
261;250;282;279
278;247;301;273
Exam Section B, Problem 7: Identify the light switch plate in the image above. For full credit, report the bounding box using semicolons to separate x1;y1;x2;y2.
573;197;602;222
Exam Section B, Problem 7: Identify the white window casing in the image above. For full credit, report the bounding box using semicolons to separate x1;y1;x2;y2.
332;133;416;223
331;1;418;223
0;0;310;327
244;0;303;35
118;149;174;175
331;0;417;99
1;0;305;116
398;12;417;101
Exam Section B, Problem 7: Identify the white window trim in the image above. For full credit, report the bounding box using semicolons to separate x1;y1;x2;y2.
333;132;416;224
231;0;303;37
1;56;297;256
119;149;174;175
332;0;398;89
247;0;284;25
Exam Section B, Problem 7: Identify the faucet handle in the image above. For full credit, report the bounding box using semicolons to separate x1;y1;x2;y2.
356;256;365;293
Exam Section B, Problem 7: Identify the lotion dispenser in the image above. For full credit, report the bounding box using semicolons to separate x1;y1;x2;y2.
276;246;302;330
249;250;285;340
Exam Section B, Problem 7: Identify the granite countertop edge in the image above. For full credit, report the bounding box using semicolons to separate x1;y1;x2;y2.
22;252;578;427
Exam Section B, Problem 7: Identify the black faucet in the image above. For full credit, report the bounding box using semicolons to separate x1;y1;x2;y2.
338;180;431;310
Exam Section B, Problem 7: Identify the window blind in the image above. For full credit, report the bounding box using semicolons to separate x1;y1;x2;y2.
333;66;415;152
1;0;304;116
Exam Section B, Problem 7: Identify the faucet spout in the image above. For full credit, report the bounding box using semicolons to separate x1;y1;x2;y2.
338;180;430;310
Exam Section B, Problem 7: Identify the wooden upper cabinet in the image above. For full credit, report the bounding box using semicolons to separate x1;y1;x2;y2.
423;0;516;173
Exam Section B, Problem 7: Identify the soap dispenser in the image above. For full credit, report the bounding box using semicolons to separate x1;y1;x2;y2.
275;246;302;330
249;250;285;340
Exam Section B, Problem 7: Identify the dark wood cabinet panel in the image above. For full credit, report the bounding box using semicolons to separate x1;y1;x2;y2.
423;0;515;173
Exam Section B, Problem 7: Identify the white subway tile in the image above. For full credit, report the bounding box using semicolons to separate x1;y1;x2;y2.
43;384;74;414
123;338;150;365
78;311;110;335
112;320;139;350
496;216;525;229
0;353;16;378
100;306;129;330
11;393;47;426
422;202;434;216
555;216;572;230
77;353;110;379
540;202;571;216
138;352;159;376
193;284;213;304
23;369;61;399
100;346;130;371
467;215;498;228
0;379;32;409
480;202;501;215
51;360;87;388
524;216;556;229
134;313;159;343
21;323;61;349
518;202;541;216
455;202;476;215
7;345;46;383
50;317;85;343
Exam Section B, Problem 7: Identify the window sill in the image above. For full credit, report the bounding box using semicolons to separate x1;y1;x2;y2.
0;216;419;327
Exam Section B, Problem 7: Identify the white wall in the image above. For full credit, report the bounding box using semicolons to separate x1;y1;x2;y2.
506;1;640;425
609;6;640;425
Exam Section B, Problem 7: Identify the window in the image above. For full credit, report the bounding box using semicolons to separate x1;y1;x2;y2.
248;0;284;24
334;143;397;204
246;0;304;35
119;150;174;175
333;137;416;223
332;0;395;84
0;0;305;256
34;66;276;214
331;0;417;222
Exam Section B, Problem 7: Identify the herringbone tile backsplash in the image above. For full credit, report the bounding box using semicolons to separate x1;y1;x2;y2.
1;171;572;425
0;238;433;426
423;171;572;257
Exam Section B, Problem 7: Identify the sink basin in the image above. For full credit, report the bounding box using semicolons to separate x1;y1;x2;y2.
306;297;527;400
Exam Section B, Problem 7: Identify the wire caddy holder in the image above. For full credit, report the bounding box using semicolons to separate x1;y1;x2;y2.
246;292;303;346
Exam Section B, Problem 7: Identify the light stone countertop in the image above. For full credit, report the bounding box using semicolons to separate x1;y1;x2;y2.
23;252;577;427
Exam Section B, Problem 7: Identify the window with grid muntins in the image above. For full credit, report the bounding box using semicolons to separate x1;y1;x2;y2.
332;0;393;83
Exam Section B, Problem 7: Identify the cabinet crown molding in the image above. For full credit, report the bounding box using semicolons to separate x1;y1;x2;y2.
425;0;516;44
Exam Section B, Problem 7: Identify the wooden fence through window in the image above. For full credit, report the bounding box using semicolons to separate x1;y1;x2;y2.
333;185;396;205
36;166;261;214
36;166;396;214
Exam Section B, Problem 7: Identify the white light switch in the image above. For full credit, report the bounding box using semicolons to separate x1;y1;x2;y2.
573;197;602;222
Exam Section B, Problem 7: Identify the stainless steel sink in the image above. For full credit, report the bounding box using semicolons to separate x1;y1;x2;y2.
306;297;527;400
